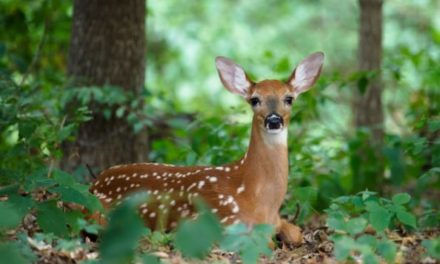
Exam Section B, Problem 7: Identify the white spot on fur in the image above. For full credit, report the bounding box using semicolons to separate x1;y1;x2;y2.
149;212;156;218
208;176;218;182
198;181;205;189
187;182;197;191
220;216;229;223
236;184;245;194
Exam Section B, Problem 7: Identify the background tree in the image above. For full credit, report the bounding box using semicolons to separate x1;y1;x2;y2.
351;0;384;192
62;0;148;172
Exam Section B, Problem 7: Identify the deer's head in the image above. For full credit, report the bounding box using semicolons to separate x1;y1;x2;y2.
215;52;324;137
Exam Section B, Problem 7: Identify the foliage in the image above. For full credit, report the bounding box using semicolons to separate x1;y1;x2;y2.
220;224;273;264
326;191;424;263
422;237;440;260
99;192;150;264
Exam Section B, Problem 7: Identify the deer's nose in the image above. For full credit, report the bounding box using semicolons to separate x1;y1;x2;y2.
264;113;284;130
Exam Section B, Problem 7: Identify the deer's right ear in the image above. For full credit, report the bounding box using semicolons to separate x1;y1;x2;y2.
215;56;253;97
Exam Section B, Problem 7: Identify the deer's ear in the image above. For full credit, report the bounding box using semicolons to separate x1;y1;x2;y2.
288;52;324;98
215;56;253;97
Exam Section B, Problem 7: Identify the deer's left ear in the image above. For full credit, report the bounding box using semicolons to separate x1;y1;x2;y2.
287;52;324;98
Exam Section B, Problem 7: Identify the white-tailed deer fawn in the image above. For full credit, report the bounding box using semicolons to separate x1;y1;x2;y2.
90;52;324;246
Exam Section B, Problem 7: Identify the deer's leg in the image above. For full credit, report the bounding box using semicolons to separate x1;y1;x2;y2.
276;217;303;246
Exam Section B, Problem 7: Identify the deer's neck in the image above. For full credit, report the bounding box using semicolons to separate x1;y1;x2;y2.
240;117;289;199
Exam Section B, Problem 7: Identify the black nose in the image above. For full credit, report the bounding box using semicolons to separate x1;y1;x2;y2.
264;114;284;130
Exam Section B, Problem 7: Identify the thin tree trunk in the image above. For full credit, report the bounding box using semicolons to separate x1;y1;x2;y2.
352;0;384;192
62;0;148;173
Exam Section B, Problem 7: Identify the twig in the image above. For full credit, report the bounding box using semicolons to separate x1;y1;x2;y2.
291;203;301;223
19;17;50;87
86;164;96;179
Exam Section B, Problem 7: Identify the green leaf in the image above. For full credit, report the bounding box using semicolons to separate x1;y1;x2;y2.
326;213;346;232
396;210;417;228
219;223;273;264
51;186;88;206
174;202;222;259
52;169;76;186
100;197;148;264
0;242;28;264
346;217;367;236
377;239;397;263
332;235;355;261
357;234;377;249
293;186;317;203
365;202;392;232
140;253;161;264
36;202;69;237
392;193;411;205
0;202;21;230
422;237;440;260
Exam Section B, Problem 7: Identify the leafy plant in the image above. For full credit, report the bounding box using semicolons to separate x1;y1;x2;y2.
174;201;222;259
326;191;419;263
220;223;273;264
422;237;440;260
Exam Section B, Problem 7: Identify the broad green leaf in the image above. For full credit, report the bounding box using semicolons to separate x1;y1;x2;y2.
326;211;347;232
100;198;148;264
293;186;318;203
220;223;273;264
365;202;392;232
392;193;411;205
0;242;27;264
377;239;397;263
174;201;222;259
357;234;377;249
51;186;88;206
396;210;417;228
37;202;69;237
422;238;440;259
52;169;76;186
332;235;355;261
0;202;21;230
346;217;367;236
141;254;161;264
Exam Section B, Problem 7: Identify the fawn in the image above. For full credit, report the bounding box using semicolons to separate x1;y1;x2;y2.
90;52;324;246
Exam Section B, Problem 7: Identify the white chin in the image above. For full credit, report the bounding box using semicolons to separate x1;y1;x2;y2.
266;127;283;134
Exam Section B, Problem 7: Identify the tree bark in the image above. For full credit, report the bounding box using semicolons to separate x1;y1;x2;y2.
62;0;148;173
352;0;384;192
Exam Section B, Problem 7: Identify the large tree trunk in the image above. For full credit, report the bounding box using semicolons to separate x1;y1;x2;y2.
352;0;384;192
62;0;148;173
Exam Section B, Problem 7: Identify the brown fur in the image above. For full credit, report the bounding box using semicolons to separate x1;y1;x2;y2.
89;53;324;246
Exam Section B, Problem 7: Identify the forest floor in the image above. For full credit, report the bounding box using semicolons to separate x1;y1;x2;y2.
8;212;439;264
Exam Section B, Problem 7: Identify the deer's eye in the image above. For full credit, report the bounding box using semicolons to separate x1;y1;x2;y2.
250;97;261;107
284;96;293;105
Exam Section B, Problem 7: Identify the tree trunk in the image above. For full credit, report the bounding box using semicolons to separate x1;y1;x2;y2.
62;0;148;173
352;0;384;192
